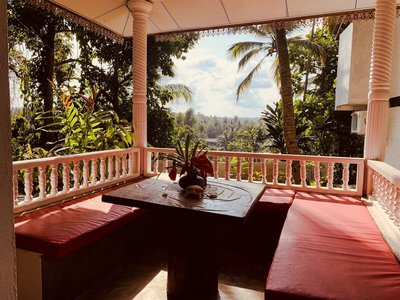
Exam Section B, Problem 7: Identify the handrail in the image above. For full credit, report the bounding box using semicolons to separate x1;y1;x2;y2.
12;148;141;214
144;147;365;196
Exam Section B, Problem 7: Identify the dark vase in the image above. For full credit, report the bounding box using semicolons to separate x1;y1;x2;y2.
178;173;207;189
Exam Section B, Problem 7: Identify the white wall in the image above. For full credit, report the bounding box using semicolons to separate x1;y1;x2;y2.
0;0;17;298
385;107;400;169
384;18;400;169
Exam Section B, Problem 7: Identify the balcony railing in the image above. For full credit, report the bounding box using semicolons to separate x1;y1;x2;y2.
366;160;400;259
145;148;365;196
13;148;140;214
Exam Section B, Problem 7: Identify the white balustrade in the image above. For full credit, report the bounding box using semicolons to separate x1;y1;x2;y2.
145;147;365;196
367;160;400;260
13;148;141;214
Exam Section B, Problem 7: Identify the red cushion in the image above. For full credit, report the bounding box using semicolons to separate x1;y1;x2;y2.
256;189;295;213
15;190;145;259
265;193;400;299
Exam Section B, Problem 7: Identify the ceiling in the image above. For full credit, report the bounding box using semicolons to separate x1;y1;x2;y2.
48;0;400;37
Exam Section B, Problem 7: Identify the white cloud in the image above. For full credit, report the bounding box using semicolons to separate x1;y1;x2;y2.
163;36;280;118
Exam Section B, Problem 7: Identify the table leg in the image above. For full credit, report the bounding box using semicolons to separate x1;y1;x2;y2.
167;213;219;300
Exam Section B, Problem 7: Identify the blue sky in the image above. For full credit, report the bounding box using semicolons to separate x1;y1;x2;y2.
164;34;280;118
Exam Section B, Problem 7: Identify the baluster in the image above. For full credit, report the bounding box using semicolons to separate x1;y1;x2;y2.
83;159;89;187
128;152;134;176
13;170;18;207
394;188;400;228
273;159;279;185
115;156;120;179
389;184;397;220
107;156;113;181
50;163;58;196
73;161;80;190
163;157;168;173
122;155;127;177
91;159;98;185
152;152;159;174
342;162;350;190
248;158;254;183
314;161;320;188
62;162;70;193
383;179;391;213
261;158;266;184
225;157;230;180
23;167;33;202
236;157;242;181
300;160;306;187
327;162;334;189
38;165;46;200
100;157;106;182
285;160;292;186
213;155;219;179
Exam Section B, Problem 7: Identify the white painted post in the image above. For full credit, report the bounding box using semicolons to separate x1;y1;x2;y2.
38;165;46;199
128;0;152;175
327;162;334;189
23;168;33;203
73;161;80;190
300;160;306;187
100;156;106;182
286;160;292;186
364;0;397;161
62;162;70;193
0;0;17;294
273;159;279;185
314;161;321;188
50;163;58;196
91;159;98;185
83;159;89;187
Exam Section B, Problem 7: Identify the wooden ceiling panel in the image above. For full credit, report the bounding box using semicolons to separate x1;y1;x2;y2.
95;6;129;36
287;0;356;18
222;0;287;24
161;0;229;29
149;1;180;33
51;0;126;19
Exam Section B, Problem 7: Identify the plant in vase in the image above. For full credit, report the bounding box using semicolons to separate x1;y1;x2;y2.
158;133;214;190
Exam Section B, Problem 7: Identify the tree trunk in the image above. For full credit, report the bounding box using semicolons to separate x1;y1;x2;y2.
38;21;56;149
275;28;299;155
275;28;301;182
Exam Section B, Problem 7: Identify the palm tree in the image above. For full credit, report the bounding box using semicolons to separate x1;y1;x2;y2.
228;26;322;156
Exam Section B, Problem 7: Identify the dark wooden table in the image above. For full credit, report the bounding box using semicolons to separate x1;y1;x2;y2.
103;175;265;300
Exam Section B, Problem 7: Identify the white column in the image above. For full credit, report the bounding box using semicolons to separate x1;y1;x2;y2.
0;0;17;297
364;0;397;160
128;0;152;175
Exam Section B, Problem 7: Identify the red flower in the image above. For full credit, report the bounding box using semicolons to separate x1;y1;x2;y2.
191;153;214;177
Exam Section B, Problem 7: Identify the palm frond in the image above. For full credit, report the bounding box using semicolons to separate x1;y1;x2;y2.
236;54;269;101
237;47;268;71
163;83;193;102
227;41;268;59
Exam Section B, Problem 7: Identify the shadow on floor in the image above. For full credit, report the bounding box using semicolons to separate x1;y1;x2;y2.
75;211;282;300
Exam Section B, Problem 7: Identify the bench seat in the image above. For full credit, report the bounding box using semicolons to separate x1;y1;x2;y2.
265;192;400;299
256;188;295;214
15;195;145;258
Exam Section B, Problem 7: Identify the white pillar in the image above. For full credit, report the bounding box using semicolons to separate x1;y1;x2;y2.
128;0;152;174
0;0;17;298
364;0;397;160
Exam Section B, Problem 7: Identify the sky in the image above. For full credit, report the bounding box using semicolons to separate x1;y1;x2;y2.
163;33;280;118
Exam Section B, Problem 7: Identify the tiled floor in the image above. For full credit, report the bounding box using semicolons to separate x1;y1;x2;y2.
75;213;280;300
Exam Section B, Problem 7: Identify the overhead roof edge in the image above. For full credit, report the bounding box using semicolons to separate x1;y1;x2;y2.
25;0;125;44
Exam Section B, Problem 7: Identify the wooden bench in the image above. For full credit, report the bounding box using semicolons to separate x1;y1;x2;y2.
265;192;400;299
14;180;160;300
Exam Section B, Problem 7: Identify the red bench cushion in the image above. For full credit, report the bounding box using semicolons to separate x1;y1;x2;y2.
256;189;295;213
15;194;145;259
265;192;400;299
